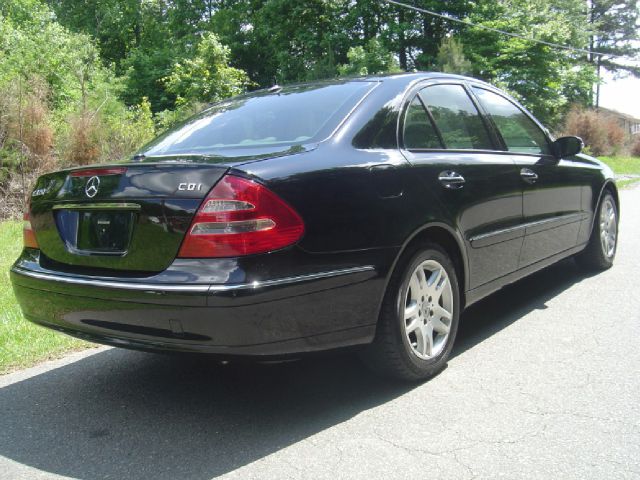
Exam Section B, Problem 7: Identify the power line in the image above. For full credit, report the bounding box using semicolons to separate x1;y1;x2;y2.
382;0;633;61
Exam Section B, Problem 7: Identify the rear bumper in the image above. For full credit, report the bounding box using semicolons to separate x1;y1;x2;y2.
10;254;384;356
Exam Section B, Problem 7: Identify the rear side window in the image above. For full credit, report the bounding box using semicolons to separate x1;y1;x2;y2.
403;97;442;149
473;87;551;155
419;84;492;150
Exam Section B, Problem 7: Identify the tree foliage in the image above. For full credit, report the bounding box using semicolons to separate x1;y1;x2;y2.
588;0;640;76
163;32;250;106
436;37;472;75
0;0;635;175
38;0;622;127
338;39;401;76
0;0;156;192
459;0;597;125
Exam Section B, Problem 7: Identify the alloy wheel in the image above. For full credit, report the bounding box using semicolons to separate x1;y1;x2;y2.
600;197;617;259
403;259;454;360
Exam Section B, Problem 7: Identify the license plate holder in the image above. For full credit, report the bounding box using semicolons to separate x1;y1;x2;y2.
76;211;135;254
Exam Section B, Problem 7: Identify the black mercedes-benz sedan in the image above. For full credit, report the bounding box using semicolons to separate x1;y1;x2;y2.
11;73;619;381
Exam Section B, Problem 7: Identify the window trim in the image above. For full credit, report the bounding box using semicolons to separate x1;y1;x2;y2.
398;80;502;154
468;85;555;158
402;94;445;150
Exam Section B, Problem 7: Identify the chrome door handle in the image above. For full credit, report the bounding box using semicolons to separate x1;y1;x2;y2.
438;171;465;189
520;168;538;184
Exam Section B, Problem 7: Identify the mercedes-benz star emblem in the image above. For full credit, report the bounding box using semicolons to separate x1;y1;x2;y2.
85;176;100;198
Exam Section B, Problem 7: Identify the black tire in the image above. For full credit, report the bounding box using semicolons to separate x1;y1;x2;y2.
575;191;618;271
360;243;460;382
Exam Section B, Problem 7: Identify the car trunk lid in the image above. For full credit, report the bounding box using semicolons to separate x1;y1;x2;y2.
29;163;228;273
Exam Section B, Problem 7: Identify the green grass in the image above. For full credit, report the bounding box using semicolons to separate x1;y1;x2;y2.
600;156;640;189
600;156;640;175
0;221;90;374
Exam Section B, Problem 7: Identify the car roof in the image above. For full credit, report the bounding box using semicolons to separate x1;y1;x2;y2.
248;72;494;97
357;71;495;88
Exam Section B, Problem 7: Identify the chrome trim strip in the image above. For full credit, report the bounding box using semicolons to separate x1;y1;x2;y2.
469;224;525;244
52;203;142;211
469;213;584;244
208;266;376;292
11;266;376;294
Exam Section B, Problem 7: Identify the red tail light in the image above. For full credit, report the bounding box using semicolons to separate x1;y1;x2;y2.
178;175;304;258
23;206;39;249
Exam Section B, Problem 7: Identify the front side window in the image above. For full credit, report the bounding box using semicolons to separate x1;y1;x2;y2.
403;97;442;149
419;84;493;150
473;87;551;155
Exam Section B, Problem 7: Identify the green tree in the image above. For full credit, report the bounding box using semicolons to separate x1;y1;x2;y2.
588;0;640;76
163;32;250;106
38;0;603;128
211;0;350;85
0;0;159;173
338;39;401;76
45;0;147;66
461;0;596;126
436;36;472;75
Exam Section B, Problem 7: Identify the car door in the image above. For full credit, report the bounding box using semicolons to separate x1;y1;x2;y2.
471;86;584;267
400;82;524;290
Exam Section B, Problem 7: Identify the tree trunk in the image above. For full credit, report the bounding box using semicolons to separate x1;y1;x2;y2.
398;9;407;70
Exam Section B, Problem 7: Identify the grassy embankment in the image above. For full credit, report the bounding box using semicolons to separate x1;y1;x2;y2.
600;156;640;189
0;221;88;374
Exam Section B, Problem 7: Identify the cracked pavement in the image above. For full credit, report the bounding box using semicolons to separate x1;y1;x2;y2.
1;186;639;479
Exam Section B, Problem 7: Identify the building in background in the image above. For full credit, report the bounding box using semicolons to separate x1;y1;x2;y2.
599;107;640;136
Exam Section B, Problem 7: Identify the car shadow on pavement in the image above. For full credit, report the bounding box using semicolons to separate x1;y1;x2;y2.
0;258;595;480
454;258;595;359
0;347;414;479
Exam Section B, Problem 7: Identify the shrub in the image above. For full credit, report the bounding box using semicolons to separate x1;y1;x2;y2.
64;113;100;165
561;106;627;156
97;97;156;161
21;78;54;169
632;136;640;157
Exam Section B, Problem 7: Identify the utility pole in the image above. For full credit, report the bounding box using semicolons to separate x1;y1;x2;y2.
595;56;601;109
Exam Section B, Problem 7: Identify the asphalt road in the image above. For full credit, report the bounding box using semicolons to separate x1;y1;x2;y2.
1;187;639;480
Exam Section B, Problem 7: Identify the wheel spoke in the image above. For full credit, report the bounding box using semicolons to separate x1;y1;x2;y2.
406;317;421;334
426;267;442;292
409;273;421;301
417;268;431;298
601;229;608;251
432;305;452;334
433;274;448;299
404;301;419;321
416;324;434;357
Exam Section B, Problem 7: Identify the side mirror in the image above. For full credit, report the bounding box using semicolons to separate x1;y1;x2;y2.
552;136;583;159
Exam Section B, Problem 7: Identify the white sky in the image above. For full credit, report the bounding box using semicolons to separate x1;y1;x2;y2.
600;69;640;119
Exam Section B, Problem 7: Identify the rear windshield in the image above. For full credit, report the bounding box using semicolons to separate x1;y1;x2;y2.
142;81;375;156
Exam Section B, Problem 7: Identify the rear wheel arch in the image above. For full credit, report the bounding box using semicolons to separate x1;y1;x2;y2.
364;227;465;380
379;223;468;317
